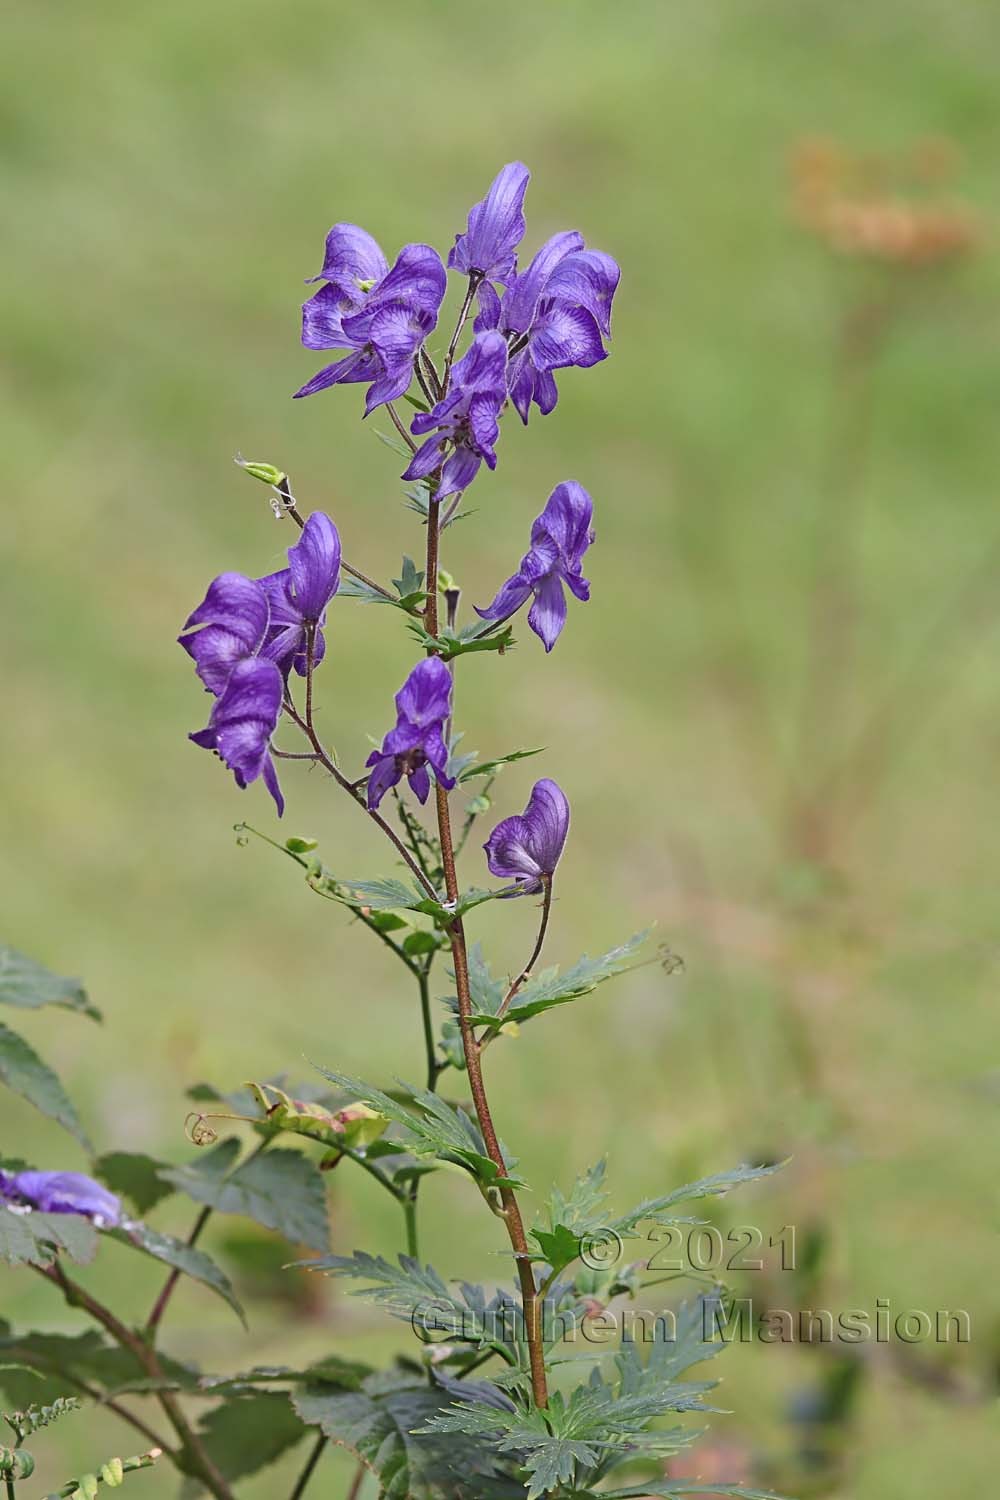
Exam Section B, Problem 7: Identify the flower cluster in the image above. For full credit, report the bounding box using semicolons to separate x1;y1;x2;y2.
179;511;342;814
179;161;612;893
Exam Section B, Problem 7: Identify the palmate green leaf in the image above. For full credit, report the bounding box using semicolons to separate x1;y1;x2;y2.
313;1068;525;1189
293;1374;521;1500
0;1203;98;1269
94;1152;176;1215
0;948;100;1021
405;620;517;662
0;1022;91;1150
191;1392;307;1484
474;933;651;1029
160;1143;330;1253
610;1162;785;1237
530;1162;611;1272
108;1220;245;1325
294;1251;515;1354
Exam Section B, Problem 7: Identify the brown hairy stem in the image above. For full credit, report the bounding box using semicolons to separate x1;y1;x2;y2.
424;494;549;1408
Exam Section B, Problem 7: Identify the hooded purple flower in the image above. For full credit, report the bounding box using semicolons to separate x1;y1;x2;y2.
295;228;447;413
0;1169;121;1228
259;511;341;677
190;657;285;815
178;572;270;696
180;512;341;686
448;162;530;287
476;482;594;651
484;779;570;894
476;233;620;423
365;657;456;809
402;331;508;500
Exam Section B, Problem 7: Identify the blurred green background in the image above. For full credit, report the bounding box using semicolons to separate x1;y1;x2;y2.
3;1;999;1495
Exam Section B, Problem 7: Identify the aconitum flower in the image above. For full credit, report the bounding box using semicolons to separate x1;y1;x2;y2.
178;573;270;696
476;233;620;422
402;331;508;499
484;779;570;893
448;162;530;287
295;230;446;412
190;657;285;815
476;482;594;651
259;510;342;677
0;1169;121;1228
365;657;455;810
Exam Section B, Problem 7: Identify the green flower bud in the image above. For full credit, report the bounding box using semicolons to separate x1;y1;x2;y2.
234;453;286;488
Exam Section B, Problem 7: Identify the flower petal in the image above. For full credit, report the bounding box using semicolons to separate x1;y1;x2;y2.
527;572;568;651
503;231;585;334
531;481;595;566
394;656;453;728
287;510;342;619
544;250;621;337
366;752;401;810
447;162;530;285
438;444;482;499
529;303;606;372
520;778;571;871
3;1171;121;1227
301;284;357;351
402;433;446;481
179;573;269;695
310;223;388;294
475;571;533;623
408;763;431;803
293;348;379;399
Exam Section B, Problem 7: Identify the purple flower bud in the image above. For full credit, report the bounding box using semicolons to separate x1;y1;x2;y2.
190;657;285;815
0;1169;121;1228
448;162;531;287
484;778;570;893
365;657;455;809
476;482;594;651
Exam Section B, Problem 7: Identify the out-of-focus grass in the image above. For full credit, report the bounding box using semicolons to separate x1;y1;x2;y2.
2;1;999;1495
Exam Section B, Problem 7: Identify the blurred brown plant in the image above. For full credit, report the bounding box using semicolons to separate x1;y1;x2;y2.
791;135;977;267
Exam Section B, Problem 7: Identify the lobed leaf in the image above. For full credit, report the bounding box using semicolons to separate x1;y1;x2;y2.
0;1204;98;1270
108;1221;245;1325
160;1144;330;1253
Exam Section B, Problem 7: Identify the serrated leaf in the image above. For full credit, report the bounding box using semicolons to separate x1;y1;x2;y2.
0;949;100;1021
108;1221;245;1325
0;1204;98;1269
293;1375;519;1499
93;1153;175;1215
392;556;425;599
199;1356;370;1395
312;1069;524;1189
457;748;545;783
477;933;650;1029
161;1146;330;1252
192;1392;306;1483
0;1022;91;1149
603;1487;788;1499
611;1163;785;1237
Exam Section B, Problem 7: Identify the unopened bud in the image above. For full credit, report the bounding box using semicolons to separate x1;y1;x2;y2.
234;452;287;488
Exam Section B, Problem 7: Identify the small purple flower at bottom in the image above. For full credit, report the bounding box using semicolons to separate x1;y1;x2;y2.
402;331;508;500
0;1170;121;1227
190;657;285;815
484;779;570;894
365;657;456;810
476;482;594;651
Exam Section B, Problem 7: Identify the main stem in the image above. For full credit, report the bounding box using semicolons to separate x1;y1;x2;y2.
424;495;548;1408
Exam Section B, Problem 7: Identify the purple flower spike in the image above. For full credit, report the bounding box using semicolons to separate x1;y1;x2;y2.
296;235;446;414
0;1169;121;1228
260;510;341;678
365;657;455;810
402;331;508;500
476;481;595;651
179;573;270;695
484;779;570;894
448;162;531;287
190;657;285;815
